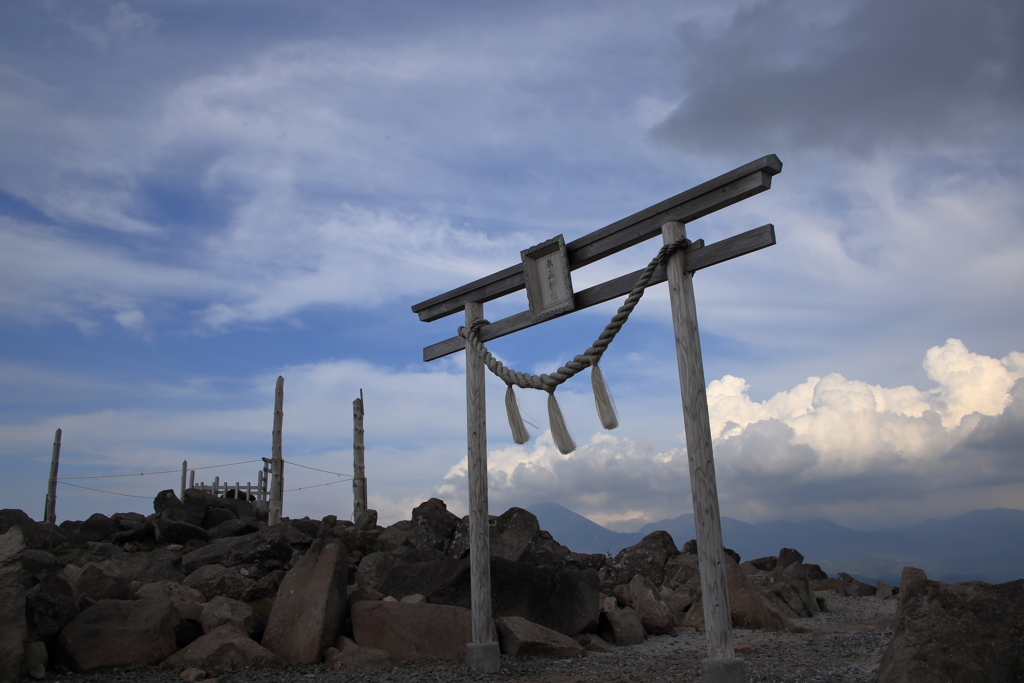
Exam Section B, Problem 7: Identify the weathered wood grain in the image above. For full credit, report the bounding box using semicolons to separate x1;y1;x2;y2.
412;155;781;322
44;428;61;525
352;390;367;519
662;221;734;661
422;224;775;361
269;375;284;526
464;302;495;647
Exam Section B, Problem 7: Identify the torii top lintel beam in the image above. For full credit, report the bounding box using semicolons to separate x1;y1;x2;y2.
411;154;782;323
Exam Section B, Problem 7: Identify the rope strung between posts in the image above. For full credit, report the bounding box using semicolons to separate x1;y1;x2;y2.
459;236;692;454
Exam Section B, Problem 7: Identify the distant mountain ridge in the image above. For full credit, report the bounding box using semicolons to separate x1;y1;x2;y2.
527;503;1024;585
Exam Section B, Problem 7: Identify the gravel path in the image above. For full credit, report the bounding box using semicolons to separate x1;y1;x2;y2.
52;592;897;683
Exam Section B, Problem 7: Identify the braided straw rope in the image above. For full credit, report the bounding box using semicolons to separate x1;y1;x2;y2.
459;236;692;394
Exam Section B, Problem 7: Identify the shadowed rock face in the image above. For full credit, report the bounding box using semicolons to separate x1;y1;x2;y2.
350;601;473;661
377;556;599;636
0;527;27;682
878;575;1024;683
57;598;179;672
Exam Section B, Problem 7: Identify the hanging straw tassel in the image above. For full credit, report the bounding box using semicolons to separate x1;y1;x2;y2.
504;383;531;445
590;361;619;430
547;391;577;454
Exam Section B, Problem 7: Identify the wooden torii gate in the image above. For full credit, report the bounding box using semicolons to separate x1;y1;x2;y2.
413;154;782;680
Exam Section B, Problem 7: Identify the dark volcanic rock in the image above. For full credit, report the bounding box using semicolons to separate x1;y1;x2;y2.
378;556;599;636
153;490;183;514
407;498;460;553
608;530;680;587
878;576;1024;683
78;514;120;543
0;527;27;682
181;527;296;575
25;572;79;641
57;598;178;672
183;564;256;601
153;518;209;545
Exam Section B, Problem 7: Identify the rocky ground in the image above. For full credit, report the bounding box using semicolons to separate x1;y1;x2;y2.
48;592;897;683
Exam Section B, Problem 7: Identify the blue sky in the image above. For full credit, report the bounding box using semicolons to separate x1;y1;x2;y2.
1;0;1022;532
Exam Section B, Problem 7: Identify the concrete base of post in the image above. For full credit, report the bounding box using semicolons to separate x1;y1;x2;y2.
466;642;500;673
701;658;746;683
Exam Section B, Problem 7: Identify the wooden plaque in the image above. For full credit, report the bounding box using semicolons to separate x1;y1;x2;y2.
521;235;575;323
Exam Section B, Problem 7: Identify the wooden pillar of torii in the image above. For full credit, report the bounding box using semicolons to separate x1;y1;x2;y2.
413;155;782;680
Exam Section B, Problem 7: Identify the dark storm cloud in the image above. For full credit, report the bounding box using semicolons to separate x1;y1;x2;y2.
653;0;1024;155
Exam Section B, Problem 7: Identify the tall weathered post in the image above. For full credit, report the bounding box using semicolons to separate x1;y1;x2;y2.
413;155;782;682
463;301;500;672
44;428;61;525
268;375;284;525
352;389;367;519
180;460;188;500
663;221;742;680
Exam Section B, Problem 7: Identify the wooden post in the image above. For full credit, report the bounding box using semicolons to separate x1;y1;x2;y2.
269;375;284;525
189;470;195;490
180;461;187;500
353;389;367;519
44;428;61;525
213;476;220;497
662;221;742;678
464;301;500;672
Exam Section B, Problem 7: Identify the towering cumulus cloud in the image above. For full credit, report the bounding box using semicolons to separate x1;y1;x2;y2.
440;340;1024;530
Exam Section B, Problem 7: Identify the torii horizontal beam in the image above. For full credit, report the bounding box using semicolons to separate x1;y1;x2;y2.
411;154;782;323
423;223;775;361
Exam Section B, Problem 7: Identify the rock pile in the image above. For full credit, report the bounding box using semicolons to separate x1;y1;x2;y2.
0;494;913;680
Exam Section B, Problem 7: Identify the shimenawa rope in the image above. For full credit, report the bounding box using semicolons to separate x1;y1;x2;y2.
459;236;692;454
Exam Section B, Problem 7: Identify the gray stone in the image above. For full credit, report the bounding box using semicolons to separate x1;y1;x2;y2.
261;537;347;664
154;490;183;514
354;509;378;532
351;600;472;661
181;527;296;576
601;608;644;646
627;574;676;634
701;657;747;683
354;546;445;590
74;560;132;604
134;579;206;604
610;530;680;587
161;623;286;674
495;616;586;657
378;556;599;636
78;514;120;543
202;596;260;638
24;641;47;678
323;643;397;670
57;598;179;672
182;563;256;601
153;518;209;545
25;572;79;641
0;527;27;683
407;498;460;553
877;577;1024;683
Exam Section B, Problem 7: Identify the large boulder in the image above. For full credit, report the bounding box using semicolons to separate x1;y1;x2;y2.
78;514;120;543
183;564;256;601
446;507;546;562
378;556;599;636
351;601;472;661
0;527;27;683
495;616;586;657
627;574;676;635
154;489;183;514
57;598;179;672
354;546;445;590
73;561;132;604
241;570;286;622
25;572;79;642
599;608;644;646
180;527;297;576
262;537;347;664
134;580;206;604
677;554;791;632
407;498;460;553
153;518;209;546
161;623;286;674
0;510;65;551
201;596;260;639
877;577;1024;683
607;531;680;587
